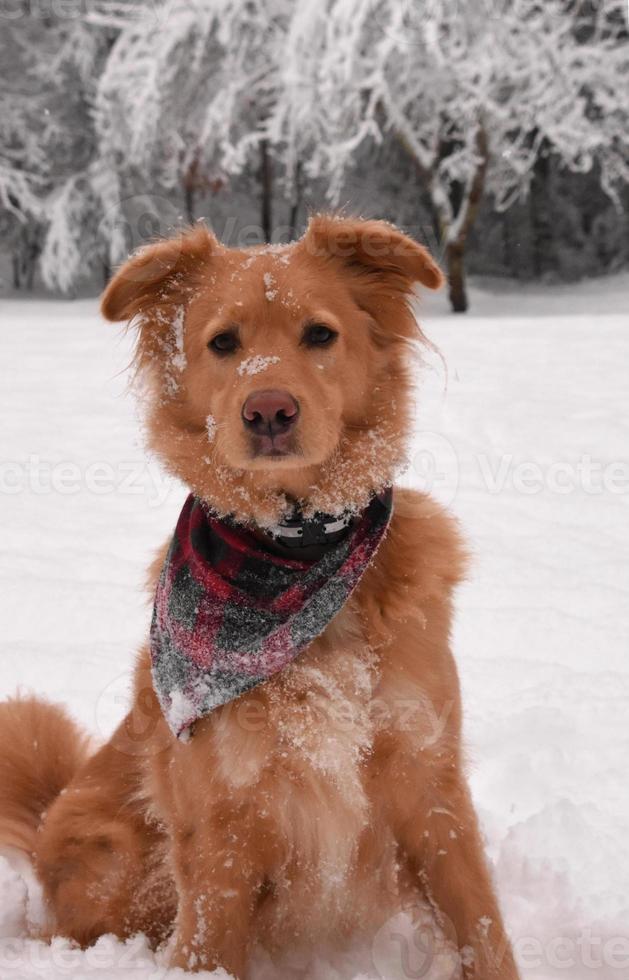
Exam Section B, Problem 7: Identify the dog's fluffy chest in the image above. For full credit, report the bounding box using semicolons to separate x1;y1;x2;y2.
205;604;403;941
212;604;377;796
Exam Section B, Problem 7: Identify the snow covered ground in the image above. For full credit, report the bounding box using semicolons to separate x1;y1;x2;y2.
0;275;628;979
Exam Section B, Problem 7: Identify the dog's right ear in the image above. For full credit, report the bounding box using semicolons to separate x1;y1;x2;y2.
302;215;444;293
100;224;218;324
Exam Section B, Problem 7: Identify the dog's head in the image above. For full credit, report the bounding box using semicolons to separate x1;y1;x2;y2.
101;215;443;524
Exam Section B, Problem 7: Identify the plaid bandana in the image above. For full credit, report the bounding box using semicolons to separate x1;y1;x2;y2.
150;490;393;739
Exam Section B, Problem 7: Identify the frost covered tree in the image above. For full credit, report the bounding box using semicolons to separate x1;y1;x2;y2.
272;0;629;311
0;10;116;292
0;20;49;288
2;0;627;297
94;0;292;251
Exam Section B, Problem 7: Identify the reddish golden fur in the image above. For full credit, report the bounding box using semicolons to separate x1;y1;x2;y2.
0;217;519;978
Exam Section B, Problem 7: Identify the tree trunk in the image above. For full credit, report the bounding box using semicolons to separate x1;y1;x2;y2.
25;253;37;291
12;227;41;292
184;184;196;225
183;159;199;225
25;232;40;291
288;160;302;240
443;126;488;313
259;138;273;243
395;124;488;313
530;147;553;278
446;242;468;312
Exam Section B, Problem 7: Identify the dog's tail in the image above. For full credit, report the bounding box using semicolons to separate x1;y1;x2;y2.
0;696;91;855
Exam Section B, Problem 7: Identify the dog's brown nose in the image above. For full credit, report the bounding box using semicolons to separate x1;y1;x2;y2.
242;389;299;437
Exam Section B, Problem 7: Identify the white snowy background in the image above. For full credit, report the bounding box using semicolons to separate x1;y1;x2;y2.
2;2;629;975
0;272;627;978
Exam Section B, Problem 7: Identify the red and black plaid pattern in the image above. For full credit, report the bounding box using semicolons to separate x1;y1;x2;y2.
150;490;393;738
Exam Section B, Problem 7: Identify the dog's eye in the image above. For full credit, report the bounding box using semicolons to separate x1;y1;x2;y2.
208;331;240;355
302;323;338;348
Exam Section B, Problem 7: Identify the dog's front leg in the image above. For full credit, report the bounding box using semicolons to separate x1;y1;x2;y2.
380;739;520;979
168;810;262;977
155;728;275;978
371;605;520;978
410;776;519;979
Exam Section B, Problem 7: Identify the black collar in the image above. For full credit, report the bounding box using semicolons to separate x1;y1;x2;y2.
266;509;353;549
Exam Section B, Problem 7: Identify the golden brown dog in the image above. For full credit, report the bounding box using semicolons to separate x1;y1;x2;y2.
0;216;520;978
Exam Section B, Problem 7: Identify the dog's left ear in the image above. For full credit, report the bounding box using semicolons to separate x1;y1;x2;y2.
302;215;444;292
101;225;220;388
100;224;218;324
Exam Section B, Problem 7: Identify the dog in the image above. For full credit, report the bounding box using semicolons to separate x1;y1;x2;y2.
0;216;519;978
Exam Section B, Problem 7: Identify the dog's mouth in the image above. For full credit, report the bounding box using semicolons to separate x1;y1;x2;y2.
249;431;299;460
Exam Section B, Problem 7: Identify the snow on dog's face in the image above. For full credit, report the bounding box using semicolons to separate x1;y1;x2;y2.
101;216;443;525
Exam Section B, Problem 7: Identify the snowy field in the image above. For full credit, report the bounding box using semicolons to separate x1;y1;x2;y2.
0;275;628;979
